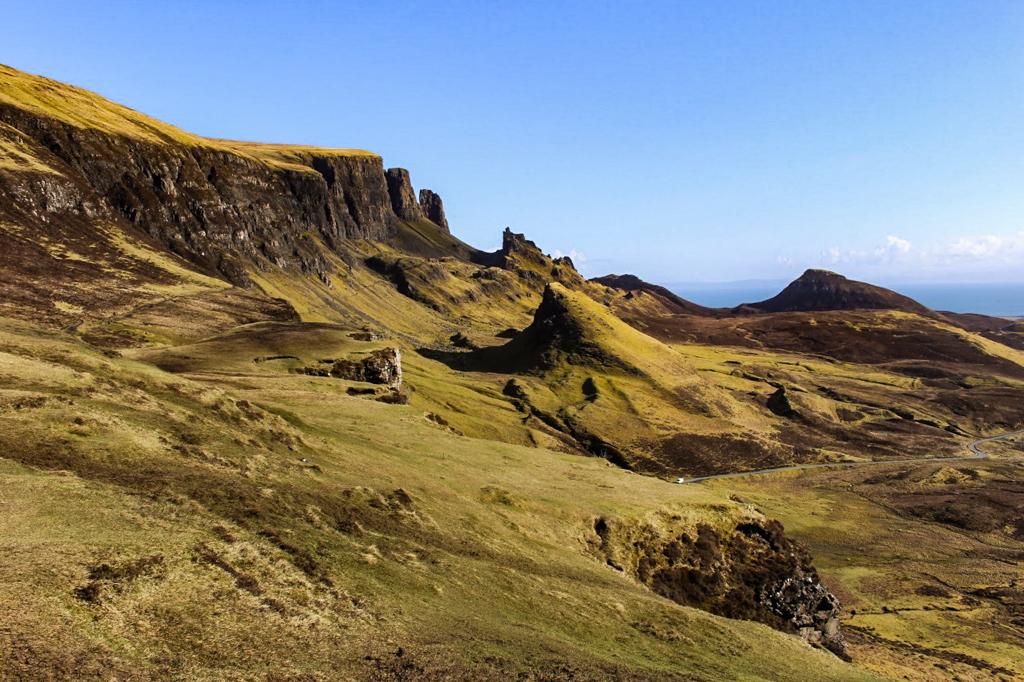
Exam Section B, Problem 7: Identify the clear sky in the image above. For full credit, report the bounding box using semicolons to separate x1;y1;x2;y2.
4;1;1024;284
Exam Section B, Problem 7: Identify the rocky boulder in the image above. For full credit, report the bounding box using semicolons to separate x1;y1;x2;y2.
297;348;402;388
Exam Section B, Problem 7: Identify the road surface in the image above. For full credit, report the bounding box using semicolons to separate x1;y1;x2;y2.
684;429;1024;484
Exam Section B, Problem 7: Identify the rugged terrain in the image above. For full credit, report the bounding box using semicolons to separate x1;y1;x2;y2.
1;64;1022;680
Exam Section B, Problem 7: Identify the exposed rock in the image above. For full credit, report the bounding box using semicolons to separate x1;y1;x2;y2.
1;109;398;284
296;348;402;388
376;388;410;405
418;189;449;232
364;255;448;310
592;515;846;657
510;284;624;370
385;168;425;222
0;67;449;287
500;227;544;264
501;378;529;402
767;386;797;418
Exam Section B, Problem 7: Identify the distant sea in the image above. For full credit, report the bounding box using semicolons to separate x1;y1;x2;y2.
667;281;1024;317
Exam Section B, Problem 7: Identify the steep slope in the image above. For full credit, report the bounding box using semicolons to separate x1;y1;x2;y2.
544;283;1024;471
740;269;932;315
501;282;710;374
0;63;460;298
467;283;814;476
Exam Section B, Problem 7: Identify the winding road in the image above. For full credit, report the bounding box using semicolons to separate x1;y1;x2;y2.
685;429;1024;484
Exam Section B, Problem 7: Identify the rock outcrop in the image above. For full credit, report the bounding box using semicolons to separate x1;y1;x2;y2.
418;189;449;232
500;227;544;264
0;107;399;284
507;283;624;371
767;386;797;418
385;167;425;222
593;514;846;657
296;348;402;388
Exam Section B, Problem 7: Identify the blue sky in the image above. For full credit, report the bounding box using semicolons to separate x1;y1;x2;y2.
4;1;1024;284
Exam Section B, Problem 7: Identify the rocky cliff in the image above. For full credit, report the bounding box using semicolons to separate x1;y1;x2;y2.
385;167;425;222
0;65;450;286
418;189;448;232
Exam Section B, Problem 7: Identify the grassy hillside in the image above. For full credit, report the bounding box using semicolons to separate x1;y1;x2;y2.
0;64;376;172
708;459;1024;680
0;316;875;680
1;63;1022;680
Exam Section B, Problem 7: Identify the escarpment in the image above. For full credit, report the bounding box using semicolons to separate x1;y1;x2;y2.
0;68;452;287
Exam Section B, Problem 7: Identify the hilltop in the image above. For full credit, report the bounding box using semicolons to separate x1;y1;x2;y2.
739;269;933;315
590;273;717;316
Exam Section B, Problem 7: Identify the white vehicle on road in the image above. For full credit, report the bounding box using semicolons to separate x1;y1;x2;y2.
674;477;686;484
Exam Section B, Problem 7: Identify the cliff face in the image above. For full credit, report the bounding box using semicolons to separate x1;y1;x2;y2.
0;102;406;284
385;167;425;222
0;66;459;287
418;189;448;233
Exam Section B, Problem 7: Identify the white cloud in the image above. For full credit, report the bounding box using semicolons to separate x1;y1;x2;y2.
805;229;1024;280
553;248;587;264
944;234;1020;259
884;235;911;255
822;235;912;266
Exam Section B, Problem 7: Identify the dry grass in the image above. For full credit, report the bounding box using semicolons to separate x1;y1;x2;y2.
706;461;1024;680
0;64;375;173
0;314;877;680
